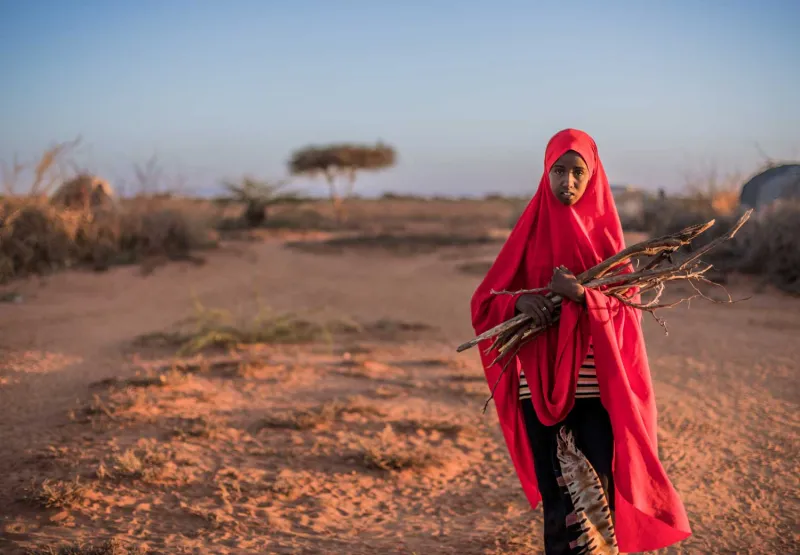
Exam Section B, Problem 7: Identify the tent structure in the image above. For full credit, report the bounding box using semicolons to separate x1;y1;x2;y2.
740;164;800;210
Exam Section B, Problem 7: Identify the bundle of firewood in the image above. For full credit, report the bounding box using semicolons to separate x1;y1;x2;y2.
457;210;753;409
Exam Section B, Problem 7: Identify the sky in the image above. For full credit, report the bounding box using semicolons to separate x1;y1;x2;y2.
1;0;798;198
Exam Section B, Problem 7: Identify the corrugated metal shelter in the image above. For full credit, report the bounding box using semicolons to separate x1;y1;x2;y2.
740;164;800;210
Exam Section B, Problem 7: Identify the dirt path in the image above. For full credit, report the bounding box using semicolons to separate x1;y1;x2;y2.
0;238;798;554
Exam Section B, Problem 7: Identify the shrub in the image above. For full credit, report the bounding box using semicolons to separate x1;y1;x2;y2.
0;196;218;282
648;198;800;294
735;201;800;294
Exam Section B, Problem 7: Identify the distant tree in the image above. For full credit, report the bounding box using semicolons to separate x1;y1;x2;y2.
287;142;396;222
222;177;303;228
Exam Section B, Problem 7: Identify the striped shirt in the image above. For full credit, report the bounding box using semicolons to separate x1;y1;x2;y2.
519;343;600;401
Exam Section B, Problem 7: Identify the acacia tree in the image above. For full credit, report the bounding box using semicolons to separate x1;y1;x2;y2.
287;142;396;222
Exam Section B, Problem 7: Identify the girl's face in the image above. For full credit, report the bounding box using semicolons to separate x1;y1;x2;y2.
548;150;590;206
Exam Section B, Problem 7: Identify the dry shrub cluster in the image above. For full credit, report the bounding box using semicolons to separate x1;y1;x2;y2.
358;424;442;471
108;445;173;482
1;142;220;283
30;477;87;509
648;194;800;294
0;194;219;283
726;201;800;294
134;302;336;355
26;538;136;555
254;398;385;432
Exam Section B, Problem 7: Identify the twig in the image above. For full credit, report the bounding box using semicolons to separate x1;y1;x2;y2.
456;313;531;353
689;276;751;305
481;340;526;414
678;210;753;271
492;286;549;296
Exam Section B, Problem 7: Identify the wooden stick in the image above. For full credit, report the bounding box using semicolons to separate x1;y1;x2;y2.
679;210;752;270
456;313;530;353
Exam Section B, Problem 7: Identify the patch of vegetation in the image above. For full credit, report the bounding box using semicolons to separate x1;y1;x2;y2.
650;200;800;294
134;301;333;356
109;443;172;482
1;143;218;282
68;389;149;424
171;415;223;439
358;425;442;471
339;318;438;343
29;477;87;509
25;539;136;555
267;472;300;499
90;369;188;390
254;398;385;432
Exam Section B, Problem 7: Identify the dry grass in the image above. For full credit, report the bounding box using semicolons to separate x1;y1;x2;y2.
134;302;335;355
684;167;744;217
733;200;800;293
358;424;442;471
109;443;173;482
25;539;137;555
30;477;87;509
90;368;188;390
170;415;224;439
254;398;385;431
68;388;151;424
134;301;436;357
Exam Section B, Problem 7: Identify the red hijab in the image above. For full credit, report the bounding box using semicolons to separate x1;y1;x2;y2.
470;129;691;552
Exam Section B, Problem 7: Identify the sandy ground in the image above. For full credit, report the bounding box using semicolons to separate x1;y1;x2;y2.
0;232;798;554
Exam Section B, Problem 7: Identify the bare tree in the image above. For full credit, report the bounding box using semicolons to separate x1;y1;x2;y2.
287;142;396;222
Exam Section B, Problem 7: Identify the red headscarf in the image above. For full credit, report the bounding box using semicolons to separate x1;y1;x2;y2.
470;129;691;552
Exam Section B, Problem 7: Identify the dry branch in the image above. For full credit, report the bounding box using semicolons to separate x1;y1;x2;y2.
456;210;753;412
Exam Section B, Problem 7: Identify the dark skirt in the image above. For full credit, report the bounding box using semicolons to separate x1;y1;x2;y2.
521;397;619;555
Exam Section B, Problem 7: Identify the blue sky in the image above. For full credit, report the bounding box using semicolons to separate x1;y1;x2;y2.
1;0;798;197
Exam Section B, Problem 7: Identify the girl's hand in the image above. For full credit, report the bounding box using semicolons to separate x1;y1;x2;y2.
515;294;557;328
549;266;586;304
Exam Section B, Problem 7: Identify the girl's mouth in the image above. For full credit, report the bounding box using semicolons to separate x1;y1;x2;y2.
559;191;575;202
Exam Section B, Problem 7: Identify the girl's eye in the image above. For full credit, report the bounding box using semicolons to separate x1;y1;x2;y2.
574;169;584;177
554;168;564;175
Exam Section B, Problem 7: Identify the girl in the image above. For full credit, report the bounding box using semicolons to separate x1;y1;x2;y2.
470;129;691;554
